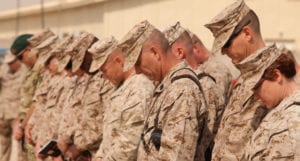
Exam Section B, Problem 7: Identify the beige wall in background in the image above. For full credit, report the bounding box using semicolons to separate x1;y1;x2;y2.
0;0;299;77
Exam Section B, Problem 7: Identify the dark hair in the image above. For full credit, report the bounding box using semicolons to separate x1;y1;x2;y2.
254;53;296;89
146;29;169;53
246;10;261;35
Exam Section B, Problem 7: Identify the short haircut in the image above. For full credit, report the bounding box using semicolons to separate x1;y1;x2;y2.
239;10;261;35
144;29;169;54
174;31;193;55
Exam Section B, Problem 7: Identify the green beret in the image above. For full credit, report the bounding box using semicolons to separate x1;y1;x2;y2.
10;34;33;55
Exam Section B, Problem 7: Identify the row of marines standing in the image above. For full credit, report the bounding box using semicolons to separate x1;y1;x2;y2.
1;0;299;161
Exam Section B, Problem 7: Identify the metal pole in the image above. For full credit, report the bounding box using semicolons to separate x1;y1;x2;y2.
40;0;45;29
16;0;20;36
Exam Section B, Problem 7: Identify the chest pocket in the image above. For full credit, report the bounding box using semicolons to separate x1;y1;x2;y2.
120;91;144;127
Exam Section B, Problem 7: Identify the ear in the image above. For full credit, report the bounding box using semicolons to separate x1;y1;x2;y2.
150;46;161;61
171;43;185;59
242;26;253;42
177;47;185;59
114;55;124;67
193;43;199;53
273;69;283;84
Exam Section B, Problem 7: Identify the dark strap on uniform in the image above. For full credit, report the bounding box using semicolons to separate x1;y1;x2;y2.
197;72;216;83
170;73;208;146
287;102;300;107
171;74;208;107
155;68;208;130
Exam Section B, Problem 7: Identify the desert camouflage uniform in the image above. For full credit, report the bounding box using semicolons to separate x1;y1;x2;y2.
18;66;43;119
20;67;44;161
36;73;71;145
73;72;113;158
212;45;281;161
28;71;52;142
0;64;27;161
137;62;206;161
95;73;154;161
198;55;233;104
243;90;300;161
194;66;225;161
58;73;91;144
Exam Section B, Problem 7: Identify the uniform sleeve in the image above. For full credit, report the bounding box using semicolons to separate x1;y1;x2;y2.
19;70;42;119
195;77;219;160
57;88;77;144
157;87;203;161
104;85;152;161
262;108;300;160
73;99;103;150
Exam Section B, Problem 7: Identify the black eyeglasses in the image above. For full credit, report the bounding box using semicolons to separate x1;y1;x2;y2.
223;20;251;49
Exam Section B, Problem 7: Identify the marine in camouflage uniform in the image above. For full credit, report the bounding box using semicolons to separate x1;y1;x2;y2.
115;20;206;161
244;90;300;161
28;34;60;146
138;62;205;161
187;27;232;106
163;22;223;161
36;35;76;152
73;72;113;158
28;70;52;144
16;30;54;161
57;32;97;159
71;37;116;159
18;29;54;120
197;54;233;105
0;53;28;161
205;1;282;160
97;73;154;161
94;36;154;161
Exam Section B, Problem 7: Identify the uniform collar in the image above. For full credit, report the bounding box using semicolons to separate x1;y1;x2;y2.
154;61;187;94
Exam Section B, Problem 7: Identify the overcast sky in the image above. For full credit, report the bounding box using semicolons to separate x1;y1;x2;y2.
0;0;59;12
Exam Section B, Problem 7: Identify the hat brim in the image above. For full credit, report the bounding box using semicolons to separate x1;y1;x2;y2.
4;55;16;64
58;55;71;72
71;51;86;73
123;43;143;72
89;55;109;73
35;52;52;67
211;27;235;54
36;36;58;49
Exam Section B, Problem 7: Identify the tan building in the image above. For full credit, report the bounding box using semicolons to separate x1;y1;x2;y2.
0;0;299;76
